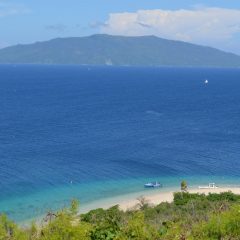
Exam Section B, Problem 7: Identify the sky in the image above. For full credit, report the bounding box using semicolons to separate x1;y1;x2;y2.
0;0;240;54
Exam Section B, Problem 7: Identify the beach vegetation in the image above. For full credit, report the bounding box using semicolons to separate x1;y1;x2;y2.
1;192;240;239
180;180;188;192
0;214;28;240
136;196;150;210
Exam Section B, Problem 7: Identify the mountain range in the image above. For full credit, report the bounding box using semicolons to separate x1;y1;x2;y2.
0;34;240;67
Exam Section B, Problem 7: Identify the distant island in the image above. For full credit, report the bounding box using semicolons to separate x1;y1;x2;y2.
0;34;240;67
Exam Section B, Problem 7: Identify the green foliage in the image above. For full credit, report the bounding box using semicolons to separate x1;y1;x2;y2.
181;180;188;192
191;205;240;239
173;191;240;206
39;210;91;240
39;199;92;240
0;214;28;240
173;192;205;205
81;205;124;240
136;196;150;210
2;192;240;240
70;199;80;216
206;191;240;202
116;212;160;240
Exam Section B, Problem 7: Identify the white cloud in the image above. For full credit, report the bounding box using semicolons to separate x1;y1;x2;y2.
101;8;240;53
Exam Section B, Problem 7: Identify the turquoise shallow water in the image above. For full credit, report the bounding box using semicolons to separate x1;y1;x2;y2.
1;65;240;222
2;176;240;222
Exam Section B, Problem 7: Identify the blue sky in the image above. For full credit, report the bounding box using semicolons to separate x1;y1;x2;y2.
0;0;240;54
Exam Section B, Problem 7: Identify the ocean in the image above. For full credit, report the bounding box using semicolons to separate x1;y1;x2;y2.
0;65;240;222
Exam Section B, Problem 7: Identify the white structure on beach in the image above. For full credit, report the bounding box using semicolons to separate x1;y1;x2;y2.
198;183;218;189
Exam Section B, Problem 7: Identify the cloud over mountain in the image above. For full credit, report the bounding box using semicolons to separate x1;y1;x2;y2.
101;8;240;53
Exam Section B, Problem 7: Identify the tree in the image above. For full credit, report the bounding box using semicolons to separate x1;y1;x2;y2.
116;212;160;240
70;199;80;216
181;181;188;192
136;196;150;210
39;200;91;240
0;214;28;240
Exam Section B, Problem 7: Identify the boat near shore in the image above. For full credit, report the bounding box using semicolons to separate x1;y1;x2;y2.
144;181;162;188
198;183;218;189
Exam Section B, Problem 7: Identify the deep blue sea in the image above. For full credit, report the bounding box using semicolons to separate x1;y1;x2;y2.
1;65;240;222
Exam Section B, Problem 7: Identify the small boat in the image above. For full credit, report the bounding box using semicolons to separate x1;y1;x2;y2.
144;181;162;188
205;79;209;84
198;183;218;189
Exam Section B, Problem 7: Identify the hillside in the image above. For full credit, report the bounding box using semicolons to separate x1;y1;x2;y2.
1;192;240;239
0;34;240;67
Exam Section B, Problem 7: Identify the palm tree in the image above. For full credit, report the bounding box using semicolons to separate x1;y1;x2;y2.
181;180;188;192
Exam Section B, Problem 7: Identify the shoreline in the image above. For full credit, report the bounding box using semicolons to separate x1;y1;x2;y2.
20;185;240;226
79;186;240;214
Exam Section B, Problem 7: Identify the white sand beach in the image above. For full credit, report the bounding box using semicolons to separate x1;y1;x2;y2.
120;187;240;211
79;186;240;213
